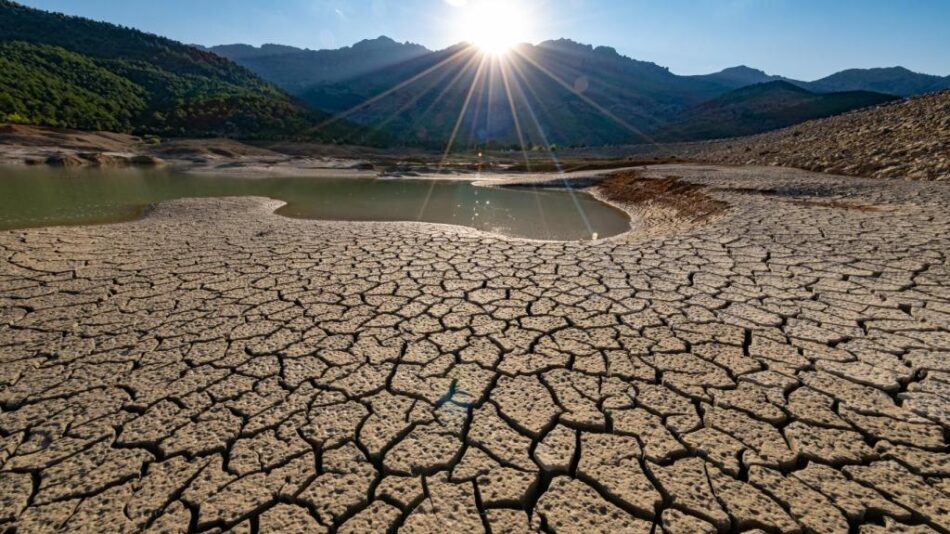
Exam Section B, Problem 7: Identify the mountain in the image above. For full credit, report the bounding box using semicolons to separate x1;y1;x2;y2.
292;39;907;148
209;37;431;92
295;39;743;148
803;67;950;97
0;0;374;141
202;31;950;148
653;81;898;141
690;66;786;91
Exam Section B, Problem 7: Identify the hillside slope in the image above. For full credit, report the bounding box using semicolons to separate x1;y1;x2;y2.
0;1;371;141
654;81;897;141
671;90;949;180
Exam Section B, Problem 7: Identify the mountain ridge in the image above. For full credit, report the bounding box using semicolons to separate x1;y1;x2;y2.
283;39;909;148
802;66;950;96
211;35;949;98
653;80;899;141
209;37;431;91
208;35;945;147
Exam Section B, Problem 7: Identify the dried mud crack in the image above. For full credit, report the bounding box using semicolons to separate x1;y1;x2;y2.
0;165;948;533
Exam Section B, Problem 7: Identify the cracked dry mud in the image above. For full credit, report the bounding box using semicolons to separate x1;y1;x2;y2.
0;165;948;533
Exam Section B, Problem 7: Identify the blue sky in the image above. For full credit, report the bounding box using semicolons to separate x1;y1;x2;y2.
18;0;950;80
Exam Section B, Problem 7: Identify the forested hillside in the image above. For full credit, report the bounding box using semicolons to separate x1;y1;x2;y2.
0;0;373;141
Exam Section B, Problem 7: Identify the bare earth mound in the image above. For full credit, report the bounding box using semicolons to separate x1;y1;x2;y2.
670;90;950;180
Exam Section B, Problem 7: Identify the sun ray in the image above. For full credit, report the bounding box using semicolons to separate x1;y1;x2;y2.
499;59;531;168
440;54;490;168
366;48;481;142
308;46;475;135
406;47;485;141
418;51;490;221
502;57;596;236
511;47;666;148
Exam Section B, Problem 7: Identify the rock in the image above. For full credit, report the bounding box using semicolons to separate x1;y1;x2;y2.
77;152;131;166
45;152;85;166
130;155;165;166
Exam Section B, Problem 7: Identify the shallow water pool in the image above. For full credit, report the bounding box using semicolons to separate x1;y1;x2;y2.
0;167;631;241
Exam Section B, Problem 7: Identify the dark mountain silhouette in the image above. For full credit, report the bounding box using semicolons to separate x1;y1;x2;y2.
291;39;750;147
290;40;902;147
652;81;899;141
210;37;431;92
690;66;786;91
800;67;950;97
203;33;950;148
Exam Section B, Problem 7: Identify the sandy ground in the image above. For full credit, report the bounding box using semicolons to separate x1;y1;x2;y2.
0;164;947;532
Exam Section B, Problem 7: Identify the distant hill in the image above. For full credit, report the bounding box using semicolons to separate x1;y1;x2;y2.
0;0;375;141
653;81;898;141
689;66;786;91
209;37;431;92
802;67;950;97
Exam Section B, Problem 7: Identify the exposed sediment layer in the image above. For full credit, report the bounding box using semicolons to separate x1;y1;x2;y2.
0;166;947;532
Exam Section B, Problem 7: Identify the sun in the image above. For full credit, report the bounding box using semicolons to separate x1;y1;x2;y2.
457;1;532;56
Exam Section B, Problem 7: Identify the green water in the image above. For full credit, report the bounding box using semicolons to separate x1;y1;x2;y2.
0;166;630;240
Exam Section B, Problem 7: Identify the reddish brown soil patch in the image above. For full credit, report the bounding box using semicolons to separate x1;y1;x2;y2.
600;170;728;220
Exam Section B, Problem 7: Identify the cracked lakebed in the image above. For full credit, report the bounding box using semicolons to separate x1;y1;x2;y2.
0;165;948;533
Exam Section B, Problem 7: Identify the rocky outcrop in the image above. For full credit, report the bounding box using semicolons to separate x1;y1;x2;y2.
670;90;950;180
128;155;165;166
43;152;85;166
43;151;165;168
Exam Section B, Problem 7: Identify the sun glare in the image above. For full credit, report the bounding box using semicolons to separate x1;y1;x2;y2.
458;1;532;56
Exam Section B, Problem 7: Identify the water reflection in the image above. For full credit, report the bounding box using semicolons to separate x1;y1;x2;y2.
0;167;630;241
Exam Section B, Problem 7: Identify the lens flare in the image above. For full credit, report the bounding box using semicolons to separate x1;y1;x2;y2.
457;1;531;56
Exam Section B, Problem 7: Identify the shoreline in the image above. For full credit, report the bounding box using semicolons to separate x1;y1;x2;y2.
0;156;645;243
